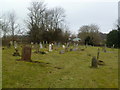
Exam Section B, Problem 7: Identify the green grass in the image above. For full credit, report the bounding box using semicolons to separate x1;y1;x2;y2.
2;45;118;88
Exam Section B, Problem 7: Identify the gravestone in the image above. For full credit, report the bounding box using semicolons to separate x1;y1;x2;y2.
65;47;68;52
70;48;73;51
8;42;11;48
39;42;43;49
46;41;48;44
81;48;85;51
74;43;76;47
103;44;107;52
43;41;44;44
97;48;100;60
14;41;18;49
72;48;76;51
31;42;34;48
21;46;32;61
91;56;98;68
35;43;39;53
49;44;52;52
62;45;65;49
66;42;70;47
10;41;13;46
51;43;54;49
112;44;115;48
55;42;57;46
76;43;78;47
58;42;61;47
59;50;65;54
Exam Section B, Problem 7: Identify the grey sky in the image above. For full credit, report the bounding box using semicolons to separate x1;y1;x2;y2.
0;0;118;34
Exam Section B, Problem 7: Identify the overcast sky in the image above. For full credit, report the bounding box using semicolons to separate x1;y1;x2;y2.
0;0;119;34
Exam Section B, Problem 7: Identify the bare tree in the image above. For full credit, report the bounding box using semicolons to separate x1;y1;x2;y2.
8;11;19;44
0;15;10;38
78;24;102;45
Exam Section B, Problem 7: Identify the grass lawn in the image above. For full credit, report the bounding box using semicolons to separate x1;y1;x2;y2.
2;45;118;88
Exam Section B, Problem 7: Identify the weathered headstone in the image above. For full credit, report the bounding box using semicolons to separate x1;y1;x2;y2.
14;41;18;49
43;41;44;44
91;56;98;68
103;44;107;52
62;45;65;49
97;48;100;60
59;50;65;54
8;42;11;48
66;42;69;47
51;43;54;49
70;48;73;51
35;43;39;53
49;44;52;52
39;42;43;49
81;48;85;51
10;41;13;46
112;44;115;48
46;41;48;44
30;42;34;48
65;47;68;52
58;42;60;47
21;46;32;61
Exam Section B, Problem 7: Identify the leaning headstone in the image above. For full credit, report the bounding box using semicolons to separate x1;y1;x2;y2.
59;50;65;54
21;46;32;61
97;48;100;60
91;56;98;68
49;44;52;52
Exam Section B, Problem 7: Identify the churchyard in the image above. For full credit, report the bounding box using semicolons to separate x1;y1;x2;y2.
2;42;118;88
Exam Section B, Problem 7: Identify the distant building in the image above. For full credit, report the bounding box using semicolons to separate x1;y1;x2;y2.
72;38;81;42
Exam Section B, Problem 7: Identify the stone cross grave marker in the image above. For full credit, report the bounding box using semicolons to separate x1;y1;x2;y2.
21;46;32;61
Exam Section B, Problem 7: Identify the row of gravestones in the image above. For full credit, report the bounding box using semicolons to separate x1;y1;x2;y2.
17;45;105;68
